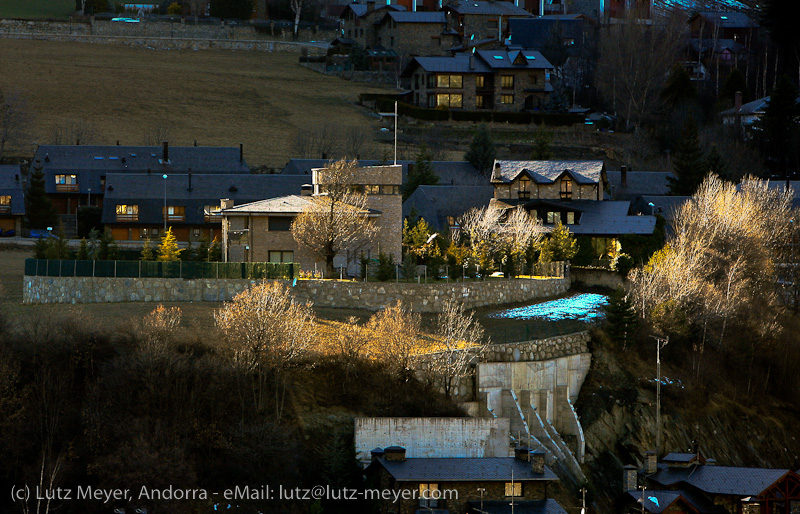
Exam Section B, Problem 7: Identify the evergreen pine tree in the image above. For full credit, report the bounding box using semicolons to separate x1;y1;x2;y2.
401;253;417;281
761;75;800;179
209;237;222;262
704;144;729;179
661;64;696;109
539;222;578;262
402;144;439;200
720;68;750;107
545;87;570;113
97;230;113;260
668;115;705;196
464;124;496;178
375;251;396;281
531;124;553;160
25;160;58;230
183;240;195;261
77;238;89;260
141;238;155;261
196;235;210;262
157;227;182;261
604;287;639;348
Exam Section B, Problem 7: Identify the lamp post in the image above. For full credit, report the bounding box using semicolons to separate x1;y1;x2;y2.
162;174;168;233
650;335;669;453
648;202;655;216
87;188;91;207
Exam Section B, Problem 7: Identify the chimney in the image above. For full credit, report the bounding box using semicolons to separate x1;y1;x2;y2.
735;90;742;112
531;449;546;474
239;143;244;163
623;464;638;492
116;140;120;146
301;184;313;196
220;198;234;210
383;446;406;461
367;0;375;11
76;138;80;146
620;165;628;187
162;141;169;162
194;140;198;147
187;171;193;191
370;448;385;462
514;446;530;461
645;451;657;475
469;51;475;70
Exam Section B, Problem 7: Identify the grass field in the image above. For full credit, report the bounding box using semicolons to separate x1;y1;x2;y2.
0;0;76;20
0;39;393;167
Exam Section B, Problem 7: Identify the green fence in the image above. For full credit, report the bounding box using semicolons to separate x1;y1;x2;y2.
25;259;296;280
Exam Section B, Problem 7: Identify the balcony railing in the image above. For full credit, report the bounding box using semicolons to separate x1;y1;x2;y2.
165;214;185;222
55;184;79;192
116;214;139;222
204;214;222;223
0;205;11;213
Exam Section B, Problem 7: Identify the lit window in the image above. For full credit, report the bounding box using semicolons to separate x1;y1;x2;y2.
501;75;514;89
566;211;575;224
365;184;380;194
476;95;485;108
518;176;531;199
193;228;201;238
419;483;439;508
0;195;10;212
269;251;294;263
55;174;78;191
116;204;139;222
546;211;558;224
476;75;485;88
380;185;401;195
163;205;186;222
505;482;523;497
436;74;463;88
560;177;573;199
501;94;514;104
436;94;463;108
204;205;222;222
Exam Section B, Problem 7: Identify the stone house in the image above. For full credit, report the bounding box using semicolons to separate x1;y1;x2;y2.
0;165;24;236
366;446;565;514
442;0;534;42
402;49;553;111
688;11;759;44
373;11;459;58
221;164;402;275
340;2;406;48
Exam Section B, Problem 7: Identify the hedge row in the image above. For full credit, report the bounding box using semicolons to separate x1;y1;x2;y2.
373;100;583;126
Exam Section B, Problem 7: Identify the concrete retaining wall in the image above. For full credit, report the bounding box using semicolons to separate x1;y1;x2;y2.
570;267;624;289
22;275;569;312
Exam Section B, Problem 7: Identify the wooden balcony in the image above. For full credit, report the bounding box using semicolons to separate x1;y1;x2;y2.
116;214;138;222
165;214;185;223
55;184;79;192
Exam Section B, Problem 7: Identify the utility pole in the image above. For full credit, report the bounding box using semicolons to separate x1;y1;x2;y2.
650;335;669;453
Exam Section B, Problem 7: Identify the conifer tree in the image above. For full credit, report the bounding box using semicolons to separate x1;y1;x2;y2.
531;125;553;160
604;287;639;348
209;237;222;262
704;144;729;180
402;144;439;200
720;68;749;107
539;222;577;262
141;238;155;261
661;64;696;109
197;235;210;262
464;124;496;178
761;75;800;179
157;227;182;261
25;160;58;230
77;238;89;260
668;115;705;196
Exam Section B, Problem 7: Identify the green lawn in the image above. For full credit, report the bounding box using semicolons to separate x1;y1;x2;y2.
0;0;76;20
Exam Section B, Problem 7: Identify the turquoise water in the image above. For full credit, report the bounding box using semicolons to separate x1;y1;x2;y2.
489;293;609;322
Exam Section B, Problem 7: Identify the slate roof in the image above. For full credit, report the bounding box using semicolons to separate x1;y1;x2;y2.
0;165;25;215
444;0;533;17
467;499;567;514
507;17;587;52
633;196;690;225
342;2;405;18
688;38;747;55
476;49;553;70
650;464;791;496
403;185;495;231
663;453;700;463
606;170;674;200
280;159;486;186
491;160;605;185
627;490;686;514
386;10;446;23
691;11;759;29
553;200;656;236
376;457;558;482
222;195;312;214
406;54;493;74
101;174;308;225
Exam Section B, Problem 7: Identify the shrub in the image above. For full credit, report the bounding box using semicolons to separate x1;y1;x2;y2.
375;251;396;281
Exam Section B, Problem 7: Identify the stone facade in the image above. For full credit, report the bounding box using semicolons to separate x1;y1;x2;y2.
226;215;317;268
570;267;623;289
341;5;390;48
493;175;603;201
374;17;458;58
23;275;569;310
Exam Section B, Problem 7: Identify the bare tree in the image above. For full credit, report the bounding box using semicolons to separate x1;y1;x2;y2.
0;88;30;162
426;297;488;398
215;281;315;422
594;10;686;130
365;301;422;378
291;0;303;38
292;159;378;275
141;121;173;146
501;207;545;277
49;119;100;146
293;122;341;159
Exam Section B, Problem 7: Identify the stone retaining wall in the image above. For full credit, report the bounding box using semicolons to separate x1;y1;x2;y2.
2;32;308;51
570;267;624;289
23;275;569;312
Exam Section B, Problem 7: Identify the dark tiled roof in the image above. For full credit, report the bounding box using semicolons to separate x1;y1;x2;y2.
378;457;558;482
408;54;493;74
468;499;567;514
342;2;405;18
633;196;691;220
403;185;495;231
556;200;656;236
692;11;759;29
688;38;747;55
444;0;533;17
606;170;674;200
663;453;699;463
627;490;685;514
0;165;25;215
491;160;604;185
476;49;553;70
387;10;446;23
650;464;791;496
507;18;586;51
280;159;485;186
101;174;307;225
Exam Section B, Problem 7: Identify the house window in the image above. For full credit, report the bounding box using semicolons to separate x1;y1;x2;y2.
476;95;485;108
116;204;139;222
0;195;10;213
163;205;186;222
428;95;436;108
530;73;539;86
560;177;573;199
269;251;294;263
193;228;201;238
476;75;485;89
268;216;292;231
390;36;394;46
518;176;531;199
380;185;401;195
419;483;439;508
151;228;159;237
140;228;151;239
563;38;575;45
427;74;436;88
505;482;523;497
436;74;463;88
414;74;420;89
546;211;558;224
365;184;380;194
721;50;732;61
436;94;463;108
55;174;78;192
500;94;514;104
204;205;222;222
566;211;575;225
501;75;514;89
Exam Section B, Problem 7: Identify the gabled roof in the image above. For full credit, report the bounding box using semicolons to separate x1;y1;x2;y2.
404;53;493;75
688;38;747;55
403;185;495;231
443;0;534;17
650;464;791;497
476;49;553;69
341;2;405;19
374;457;558;482
223;195;312;214
663;452;702;463
385;10;446;23
606;170;674;200
690;11;759;29
281;159;485;186
719;95;800;117
491;160;604;185
557;200;656;236
467;499;567;514
507;17;587;50
627;491;694;514
0;164;25;215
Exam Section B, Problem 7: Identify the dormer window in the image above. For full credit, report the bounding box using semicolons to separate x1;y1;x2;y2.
560;177;573;199
518;175;531;200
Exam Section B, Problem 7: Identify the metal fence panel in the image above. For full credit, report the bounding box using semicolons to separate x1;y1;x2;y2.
116;260;139;278
94;260;115;277
60;260;76;277
75;260;94;277
25;259;296;280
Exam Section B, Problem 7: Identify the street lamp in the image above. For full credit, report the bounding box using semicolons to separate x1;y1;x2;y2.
648;202;655;216
162;174;168;233
650;335;669;453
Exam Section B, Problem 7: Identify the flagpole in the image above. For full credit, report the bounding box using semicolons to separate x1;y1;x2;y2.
394;101;398;165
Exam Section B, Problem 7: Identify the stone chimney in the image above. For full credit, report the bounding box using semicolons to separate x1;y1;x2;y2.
620;165;628;187
623;464;638;492
221;198;234;210
531;449;546;474
469;51;475;70
301;184;313;196
735;91;742;112
645;451;657;475
162;141;169;163
384;446;406;461
370;447;385;462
